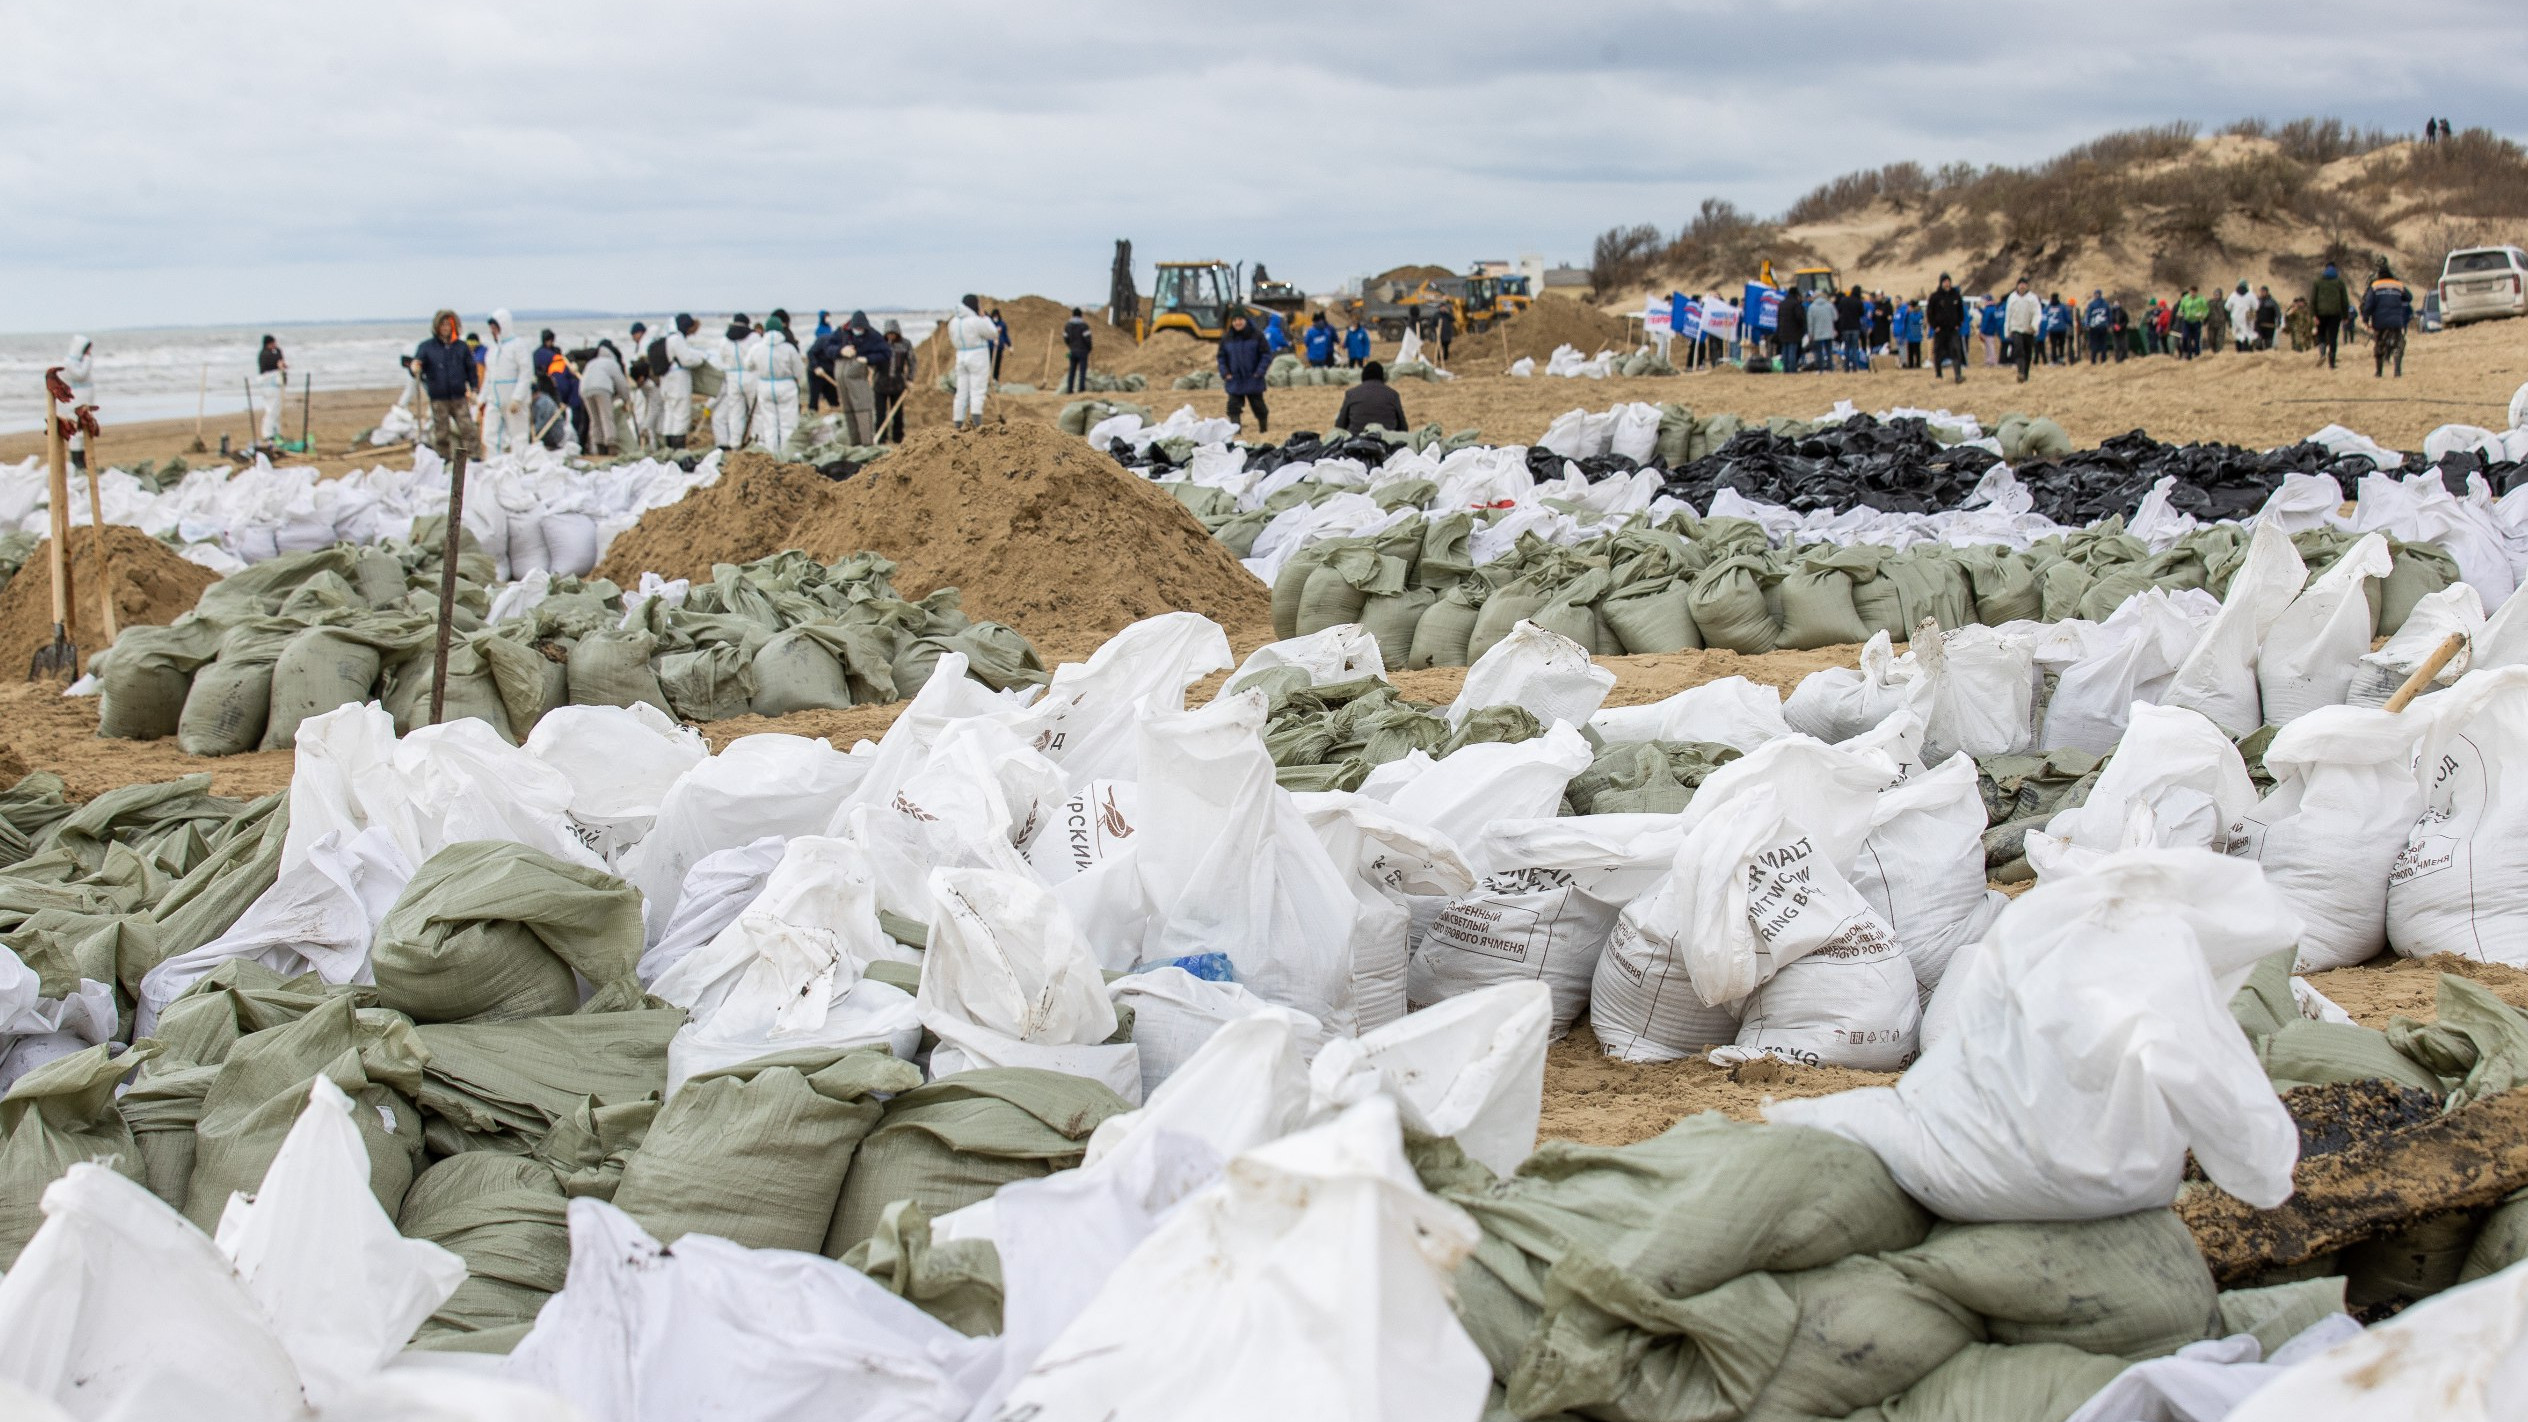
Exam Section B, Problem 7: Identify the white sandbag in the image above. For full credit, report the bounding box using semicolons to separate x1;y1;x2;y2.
1128;694;1363;1031
2349;583;2484;707
1028;612;1234;783
2042;702;2256;857
1228;622;1386;690
1411;813;1682;1034
1447;620;1615;730
1589;675;1791;751
1110;968;1323;1100
2387;666;2528;966
1920;622;2041;762
1723;924;1919;1071
505;1198;994;1422
541;511;600;578
1537;407;1592;458
1783;631;1930;744
217;1077;468;1411
2257;532;2394;725
993;1097;1489;1422
1024;778;1142;885
522;703;709;866
2223;1258;2528;1422
0;1165;306;1420
1771;849;2302;1220
2062;1316;2363;1422
1308;981;1551;1179
649;837;922;1094
1364;721;1592;846
2039;588;2222;754
1294;792;1477;1032
2227;705;2428;971
1607;401;1662;465
1847;756;1990;995
919;867;1141;1101
2160;518;2308;734
620;733;868;944
636;836;784;985
135;825;414;1036
288;704;605;878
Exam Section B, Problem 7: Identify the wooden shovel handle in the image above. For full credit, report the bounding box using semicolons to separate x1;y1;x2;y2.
2385;633;2468;712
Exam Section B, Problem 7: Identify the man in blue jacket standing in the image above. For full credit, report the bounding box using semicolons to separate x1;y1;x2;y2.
2082;291;2112;365
409;310;480;462
1303;312;1338;368
1344;317;1371;369
1217;310;1273;433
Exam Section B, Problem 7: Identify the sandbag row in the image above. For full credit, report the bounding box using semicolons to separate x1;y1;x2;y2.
88;541;1046;755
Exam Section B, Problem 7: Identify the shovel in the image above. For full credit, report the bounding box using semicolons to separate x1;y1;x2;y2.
28;372;77;680
78;408;117;644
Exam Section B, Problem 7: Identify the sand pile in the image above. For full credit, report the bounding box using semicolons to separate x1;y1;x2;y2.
785;421;1271;655
1372;263;1457;287
1491;294;1641;366
593;453;846;585
0;526;219;674
1104;328;1217;381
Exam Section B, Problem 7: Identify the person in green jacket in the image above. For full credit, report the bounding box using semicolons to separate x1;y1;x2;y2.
2309;263;2355;369
2174;288;2211;360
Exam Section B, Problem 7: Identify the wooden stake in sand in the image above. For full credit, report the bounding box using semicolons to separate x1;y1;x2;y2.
191;363;209;453
78;411;117;643
429;445;470;725
28;375;78;679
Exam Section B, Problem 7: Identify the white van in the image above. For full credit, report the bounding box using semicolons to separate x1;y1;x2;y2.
2439;246;2528;325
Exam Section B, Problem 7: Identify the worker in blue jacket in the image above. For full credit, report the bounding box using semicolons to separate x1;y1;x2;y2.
1343;318;1371;368
1977;297;2006;366
1893;301;1926;368
1303;312;1338;367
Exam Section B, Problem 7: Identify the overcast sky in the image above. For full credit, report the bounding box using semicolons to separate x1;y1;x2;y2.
5;0;2521;333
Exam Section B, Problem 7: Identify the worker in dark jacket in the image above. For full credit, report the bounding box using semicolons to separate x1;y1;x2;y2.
1926;275;1967;383
1776;288;1808;373
1216;311;1273;432
1334;360;1407;434
409;309;480;461
1062;309;1093;393
1433;304;1456;363
2310;263;2355;369
807;326;844;410
2360;260;2414;379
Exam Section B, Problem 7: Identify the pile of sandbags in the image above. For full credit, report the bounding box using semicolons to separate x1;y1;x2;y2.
88;543;1047;754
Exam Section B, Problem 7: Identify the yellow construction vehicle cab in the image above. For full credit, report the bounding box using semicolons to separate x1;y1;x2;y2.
1141;261;1239;341
1758;259;1842;297
1461;273;1531;329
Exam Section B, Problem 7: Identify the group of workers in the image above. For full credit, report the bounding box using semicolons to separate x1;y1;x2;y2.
400;305;936;463
1758;256;2421;384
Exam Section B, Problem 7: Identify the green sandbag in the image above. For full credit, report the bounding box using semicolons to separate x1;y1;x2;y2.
1687;555;1781;654
2461;1189;2528;1284
841;1198;1005;1337
178;617;302;757
118;1061;220;1206
1440;704;1543;757
1467;574;1554;664
142;795;291;990
1722;1255;1985;1422
1884;550;1978;636
2377;542;2459;637
1779;549;1875;649
96;622;223;741
0;1042;160;1266
2342;1209;2482;1310
2258;1018;2447;1095
1885;1210;2221;1360
1653;403;1696;469
1417;512;1477;591
477;633;567;737
1407;583;1484;669
1211;509;1273;558
1566;740;1739;816
827;1068;1132;1255
947;621;1047;692
2386;975;2528;1108
567;627;671;713
613;1049;922;1254
1600;581;1700;654
2038;559;2093;622
1271;542;1339;641
353;548;410;607
184;995;428;1230
369;841;644;1025
1877;1342;2127;1422
411;1010;682;1154
656;642;757;721
383;639;514;742
263;626;386;750
399;1151;571;1338
2216;1277;2349;1356
1360;588;1438;676
749;625;853;713
1955;545;2042;626
1298;545;1400;637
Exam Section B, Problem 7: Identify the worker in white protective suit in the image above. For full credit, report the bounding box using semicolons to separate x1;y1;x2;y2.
656;314;708;448
710;315;758;451
60;335;94;469
747;315;806;450
478;310;534;456
2225;281;2260;352
948;293;998;430
254;334;288;448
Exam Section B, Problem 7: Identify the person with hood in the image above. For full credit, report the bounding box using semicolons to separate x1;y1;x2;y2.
579;339;628;456
1834;285;1867;370
2003;278;2045;382
655;315;708;448
1334;360;1407;434
949;295;999;430
1433;303;1456;364
2082;290;2112;364
1976;293;2005;366
1343;316;1371;368
59;336;95;469
478;311;534;455
2361;258;2414;379
747;315;806;449
1064;308;1096;390
2254;285;2281;351
879;320;914;440
410;310;478;462
2225;281;2259;351
710;315;757;450
814;311;834;342
1894;299;1925;368
1263;310;1290;356
989;307;1012;381
254;333;289;448
541;343;585;450
2310;262;2354;369
1216;309;1272;433
839;310;884;437
807;322;843;411
1927;276;1966;383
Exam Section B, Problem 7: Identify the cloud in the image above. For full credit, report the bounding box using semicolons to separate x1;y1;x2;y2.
3;0;2521;329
